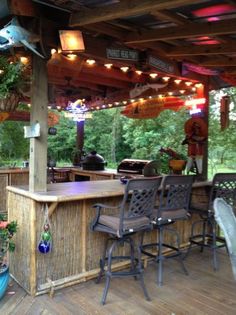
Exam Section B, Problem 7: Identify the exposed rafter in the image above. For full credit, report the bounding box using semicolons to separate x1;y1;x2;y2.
69;0;207;26
125;18;236;44
167;43;236;57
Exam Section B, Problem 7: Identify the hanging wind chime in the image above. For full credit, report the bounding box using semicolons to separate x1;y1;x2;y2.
38;204;52;254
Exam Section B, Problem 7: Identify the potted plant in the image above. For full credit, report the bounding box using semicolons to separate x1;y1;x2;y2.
0;55;24;112
0;214;17;300
159;147;187;174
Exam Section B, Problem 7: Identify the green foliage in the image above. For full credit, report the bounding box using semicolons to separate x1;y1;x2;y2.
0;214;18;267
0;121;29;162
47;113;76;162
0;56;23;98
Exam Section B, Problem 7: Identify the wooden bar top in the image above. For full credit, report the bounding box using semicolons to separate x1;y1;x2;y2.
7;178;211;203
7;180;126;202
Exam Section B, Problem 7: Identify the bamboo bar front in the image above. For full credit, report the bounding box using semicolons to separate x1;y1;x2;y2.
7;180;209;296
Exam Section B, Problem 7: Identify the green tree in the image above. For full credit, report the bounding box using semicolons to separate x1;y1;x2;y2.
0;121;29;164
48;114;76;162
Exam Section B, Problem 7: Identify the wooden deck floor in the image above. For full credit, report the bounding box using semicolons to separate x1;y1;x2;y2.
1;248;236;315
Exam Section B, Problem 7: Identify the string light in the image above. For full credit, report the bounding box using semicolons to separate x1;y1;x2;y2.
185;81;193;86
180;90;185;94
149;73;158;79
162;76;170;81
20;56;29;65
168;91;173;96
66;54;77;60
120;66;129;72
174;79;181;84
86;59;96;65
104;63;113;69
135;70;142;75
195;83;203;88
51;48;57;55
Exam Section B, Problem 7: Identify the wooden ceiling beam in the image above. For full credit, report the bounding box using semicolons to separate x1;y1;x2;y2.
201;57;236;67
48;65;131;89
48;78;104;93
82;22;126;40
167;43;236;57
69;0;207;26
125;18;236;44
152;9;193;25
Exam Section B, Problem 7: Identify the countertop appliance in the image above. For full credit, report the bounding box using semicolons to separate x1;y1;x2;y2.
117;159;160;176
81;151;106;171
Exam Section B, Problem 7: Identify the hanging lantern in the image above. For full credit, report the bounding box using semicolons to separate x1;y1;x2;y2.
220;95;230;131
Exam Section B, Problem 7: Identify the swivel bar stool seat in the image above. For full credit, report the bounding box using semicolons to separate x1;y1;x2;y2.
90;177;162;305
187;173;236;270
141;175;194;286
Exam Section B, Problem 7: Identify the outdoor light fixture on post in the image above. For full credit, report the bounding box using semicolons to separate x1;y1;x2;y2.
59;30;85;52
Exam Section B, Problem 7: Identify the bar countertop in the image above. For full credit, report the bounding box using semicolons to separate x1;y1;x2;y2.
7;178;211;203
7;180;126;202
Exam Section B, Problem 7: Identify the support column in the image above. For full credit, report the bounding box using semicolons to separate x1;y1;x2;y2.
29;55;48;192
73;120;85;165
202;79;209;181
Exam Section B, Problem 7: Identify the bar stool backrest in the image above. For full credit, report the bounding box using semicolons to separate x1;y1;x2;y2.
122;177;162;217
119;177;162;233
210;173;236;212
157;175;194;214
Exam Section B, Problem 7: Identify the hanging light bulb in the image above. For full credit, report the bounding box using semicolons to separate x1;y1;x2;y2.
120;66;129;72
104;63;113;69
195;83;203;88
51;48;57;55
149;73;158;79
67;54;77;60
20;56;29;65
174;79;181;84
86;59;96;65
162;76;170;81
180;90;185;94
135;70;142;75
185;81;193;86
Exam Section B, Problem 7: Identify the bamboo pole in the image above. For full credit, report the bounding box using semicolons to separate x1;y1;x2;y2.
29;200;37;296
81;200;87;273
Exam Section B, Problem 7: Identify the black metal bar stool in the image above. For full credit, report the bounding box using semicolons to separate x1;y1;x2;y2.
90;177;162;305
140;175;194;286
186;173;236;270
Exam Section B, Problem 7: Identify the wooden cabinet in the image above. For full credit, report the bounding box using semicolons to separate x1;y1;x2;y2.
70;168;116;182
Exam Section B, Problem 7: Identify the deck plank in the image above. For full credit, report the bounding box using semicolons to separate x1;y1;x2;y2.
1;249;236;315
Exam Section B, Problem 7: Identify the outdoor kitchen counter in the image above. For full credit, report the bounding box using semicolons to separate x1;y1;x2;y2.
7;180;210;296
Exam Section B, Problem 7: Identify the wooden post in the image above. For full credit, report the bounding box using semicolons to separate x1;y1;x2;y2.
29;55;48;192
73;120;84;165
202;79;209;181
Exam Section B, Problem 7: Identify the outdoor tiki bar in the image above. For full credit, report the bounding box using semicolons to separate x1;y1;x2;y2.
0;0;236;313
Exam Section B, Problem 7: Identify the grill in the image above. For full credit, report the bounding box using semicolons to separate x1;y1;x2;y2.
117;159;160;176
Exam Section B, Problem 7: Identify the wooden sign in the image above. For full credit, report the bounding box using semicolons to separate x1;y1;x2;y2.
121;97;185;119
148;55;174;74
106;48;138;61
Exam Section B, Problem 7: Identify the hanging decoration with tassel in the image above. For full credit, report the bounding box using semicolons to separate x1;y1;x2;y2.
38;204;52;254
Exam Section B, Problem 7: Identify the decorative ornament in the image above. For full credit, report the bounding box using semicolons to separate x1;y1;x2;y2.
38;204;52;254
